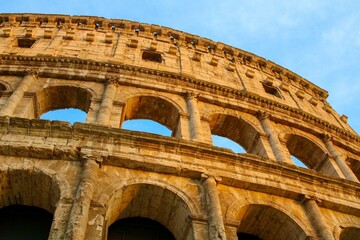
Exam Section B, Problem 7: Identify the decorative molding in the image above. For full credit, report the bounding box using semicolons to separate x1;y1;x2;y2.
0;54;358;145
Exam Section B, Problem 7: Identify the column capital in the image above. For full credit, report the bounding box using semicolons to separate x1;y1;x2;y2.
300;194;322;205
80;149;104;167
105;75;120;86
185;91;200;101
278;132;287;144
201;173;222;184
25;69;38;79
321;133;334;143
256;110;271;121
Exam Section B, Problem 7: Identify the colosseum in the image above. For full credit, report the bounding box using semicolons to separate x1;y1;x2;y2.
0;13;359;240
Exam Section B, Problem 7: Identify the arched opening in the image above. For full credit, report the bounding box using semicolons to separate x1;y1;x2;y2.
0;205;52;239
236;204;307;240
41;108;86;124
0;168;64;240
0;82;7;91
122;119;171;136
212;135;246;153
346;158;360;181
210;114;265;156
340;227;360;240
284;134;328;171
108;217;175;240
36;86;91;122
121;96;180;137
105;183;194;240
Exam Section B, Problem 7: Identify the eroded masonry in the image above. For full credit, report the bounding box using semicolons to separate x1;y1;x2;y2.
0;13;359;240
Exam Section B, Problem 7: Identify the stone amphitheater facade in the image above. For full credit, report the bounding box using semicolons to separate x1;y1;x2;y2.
0;13;359;240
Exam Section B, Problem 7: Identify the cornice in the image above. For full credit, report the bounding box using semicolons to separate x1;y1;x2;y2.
0;13;328;99
0;54;358;145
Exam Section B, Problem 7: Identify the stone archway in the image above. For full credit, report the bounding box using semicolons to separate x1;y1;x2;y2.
283;134;328;170
35;85;92;118
105;183;197;240
0;166;70;239
235;204;308;240
209;113;266;156
121;95;181;137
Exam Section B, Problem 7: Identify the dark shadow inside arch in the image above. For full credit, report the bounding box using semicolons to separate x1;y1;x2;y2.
122;119;172;136
0;82;7;91
121;96;180;137
106;183;193;240
346;158;360;181
0;205;53;240
237;232;263;240
236;204;307;240
108;217;175;240
285;134;327;169
41;108;86;124
212;134;246;153
340;227;360;240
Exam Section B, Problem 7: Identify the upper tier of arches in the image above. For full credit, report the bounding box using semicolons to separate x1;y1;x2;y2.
0;74;358;183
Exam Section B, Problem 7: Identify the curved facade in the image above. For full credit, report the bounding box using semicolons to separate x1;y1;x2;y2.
0;13;359;239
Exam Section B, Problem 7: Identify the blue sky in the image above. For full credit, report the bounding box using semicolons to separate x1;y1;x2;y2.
3;1;360;153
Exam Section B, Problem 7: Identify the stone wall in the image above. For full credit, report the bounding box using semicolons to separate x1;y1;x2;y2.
0;13;359;239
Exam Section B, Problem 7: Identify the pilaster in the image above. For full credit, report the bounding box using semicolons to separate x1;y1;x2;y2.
0;70;37;116
64;151;102;240
96;76;120;126
185;91;204;142
322;134;359;182
201;173;227;240
302;195;335;240
256;111;292;164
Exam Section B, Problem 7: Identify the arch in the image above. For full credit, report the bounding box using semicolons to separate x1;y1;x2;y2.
0;165;71;239
0;165;70;213
334;223;360;240
282;133;328;169
226;199;312;239
35;85;93;118
0;81;10;91
121;94;182;136
102;178;200;240
209;113;266;155
345;157;360;181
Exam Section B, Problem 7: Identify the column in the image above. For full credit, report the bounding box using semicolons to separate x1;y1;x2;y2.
48;199;73;240
0;70;37;116
65;152;102;240
256;111;292;163
201;173;227;240
302;195;335;240
186;92;203;141
322;135;359;182
96;77;119;125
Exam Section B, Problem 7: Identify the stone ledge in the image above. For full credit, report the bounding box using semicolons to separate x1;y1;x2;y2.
0;116;359;217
